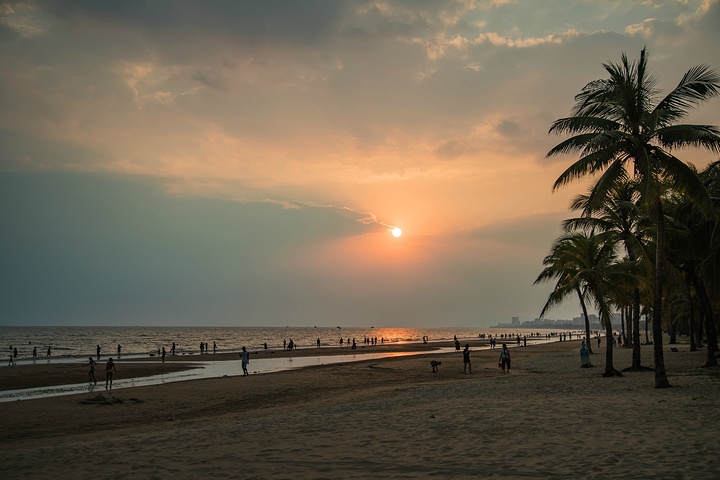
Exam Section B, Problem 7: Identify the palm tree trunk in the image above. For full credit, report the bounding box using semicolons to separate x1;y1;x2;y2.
625;305;632;348
576;286;593;354
602;312;621;377
689;299;697;351
632;288;641;367
690;273;719;367
652;201;671;388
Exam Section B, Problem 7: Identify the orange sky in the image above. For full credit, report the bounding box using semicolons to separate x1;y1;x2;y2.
1;1;719;326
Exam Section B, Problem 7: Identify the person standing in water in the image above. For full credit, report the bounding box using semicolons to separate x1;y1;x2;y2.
105;358;117;390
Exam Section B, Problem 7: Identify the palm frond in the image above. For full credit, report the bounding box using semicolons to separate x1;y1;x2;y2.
655;124;720;153
655;64;720;116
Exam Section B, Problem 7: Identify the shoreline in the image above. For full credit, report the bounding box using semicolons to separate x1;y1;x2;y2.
2;339;717;478
1;338;553;391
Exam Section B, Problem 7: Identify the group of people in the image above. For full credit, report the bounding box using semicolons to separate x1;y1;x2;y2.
7;344;51;365
444;342;511;375
85;356;117;390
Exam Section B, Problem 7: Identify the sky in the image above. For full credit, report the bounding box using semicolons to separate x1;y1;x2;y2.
1;0;719;328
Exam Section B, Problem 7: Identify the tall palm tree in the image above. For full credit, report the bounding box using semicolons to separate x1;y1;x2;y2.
547;48;720;388
535;231;638;376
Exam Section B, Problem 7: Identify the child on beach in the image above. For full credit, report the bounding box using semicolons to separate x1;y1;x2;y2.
105;358;116;390
86;357;97;384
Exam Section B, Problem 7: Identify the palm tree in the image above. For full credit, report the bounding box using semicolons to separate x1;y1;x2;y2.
665;163;720;366
534;234;595;354
547;48;720;388
535;231;638;376
563;180;653;370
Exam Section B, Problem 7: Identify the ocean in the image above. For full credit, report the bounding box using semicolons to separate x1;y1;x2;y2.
0;326;577;361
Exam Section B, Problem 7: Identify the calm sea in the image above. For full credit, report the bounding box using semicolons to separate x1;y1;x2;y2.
0;326;576;361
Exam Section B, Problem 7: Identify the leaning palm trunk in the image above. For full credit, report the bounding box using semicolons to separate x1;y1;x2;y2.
577;286;593;354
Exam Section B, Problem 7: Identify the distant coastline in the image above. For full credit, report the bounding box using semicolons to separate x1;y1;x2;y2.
492;312;643;331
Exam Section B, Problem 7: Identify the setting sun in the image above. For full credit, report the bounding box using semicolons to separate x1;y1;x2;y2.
392;227;402;237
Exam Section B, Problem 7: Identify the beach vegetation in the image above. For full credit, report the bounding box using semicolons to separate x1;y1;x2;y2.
535;231;641;376
546;48;720;388
562;179;653;370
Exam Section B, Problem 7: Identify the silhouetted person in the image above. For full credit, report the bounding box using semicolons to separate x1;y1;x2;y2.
105;358;116;390
240;347;250;376
87;357;97;384
499;344;511;374
463;345;471;373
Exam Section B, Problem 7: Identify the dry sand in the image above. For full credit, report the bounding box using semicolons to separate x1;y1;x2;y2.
1;339;718;479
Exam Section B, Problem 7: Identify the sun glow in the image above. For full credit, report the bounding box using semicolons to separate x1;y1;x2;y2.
392;227;402;237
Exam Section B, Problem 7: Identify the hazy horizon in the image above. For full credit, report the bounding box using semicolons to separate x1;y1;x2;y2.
2;1;719;327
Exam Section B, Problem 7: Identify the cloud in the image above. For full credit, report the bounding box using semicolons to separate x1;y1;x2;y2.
235;197;397;230
495;119;520;137
2;0;717;327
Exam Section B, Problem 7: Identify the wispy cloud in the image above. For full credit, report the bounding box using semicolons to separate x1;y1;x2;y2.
234;198;397;230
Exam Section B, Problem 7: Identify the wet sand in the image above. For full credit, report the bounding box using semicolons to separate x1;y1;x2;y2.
1;339;718;479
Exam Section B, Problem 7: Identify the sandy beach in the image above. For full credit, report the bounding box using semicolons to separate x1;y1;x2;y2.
1;339;718;479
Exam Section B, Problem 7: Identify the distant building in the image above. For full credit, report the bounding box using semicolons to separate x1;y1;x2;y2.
511;316;520;326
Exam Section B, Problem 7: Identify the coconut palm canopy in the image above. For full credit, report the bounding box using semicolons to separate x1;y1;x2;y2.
545;48;720;387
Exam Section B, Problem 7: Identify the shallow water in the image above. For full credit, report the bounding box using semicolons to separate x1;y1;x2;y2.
0;348;459;403
0;325;574;361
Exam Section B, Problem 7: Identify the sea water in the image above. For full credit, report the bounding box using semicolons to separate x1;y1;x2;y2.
0;325;575;361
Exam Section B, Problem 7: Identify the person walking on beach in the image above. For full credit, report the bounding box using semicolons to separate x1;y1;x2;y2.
213;341;217;354
499;344;511;374
117;344;122;357
47;346;51;357
33;346;37;358
161;347;166;363
171;342;176;355
105;358;116;390
317;338;321;348
96;345;101;360
86;357;97;384
463;344;471;374
240;347;250;376
8;355;14;366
